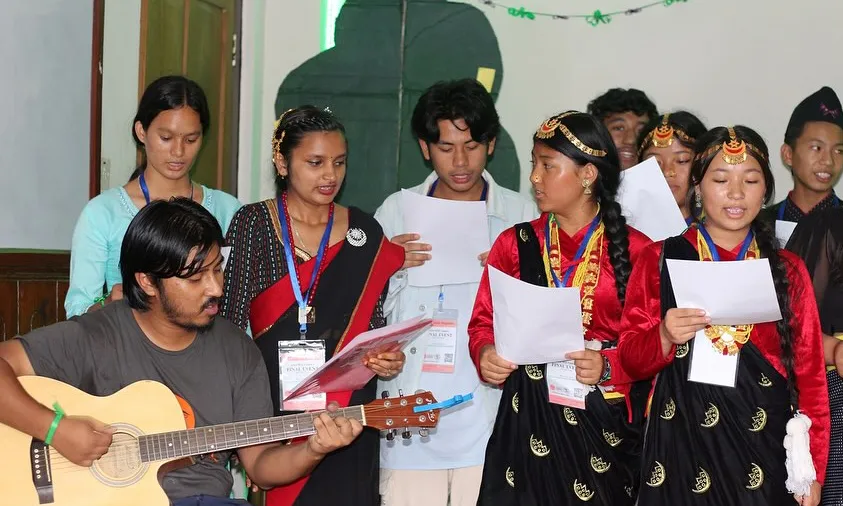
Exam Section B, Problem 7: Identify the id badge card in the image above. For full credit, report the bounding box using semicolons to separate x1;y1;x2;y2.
688;329;739;388
421;309;458;374
546;360;590;409
278;340;326;410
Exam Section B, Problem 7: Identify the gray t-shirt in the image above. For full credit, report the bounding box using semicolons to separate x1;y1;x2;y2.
18;301;272;502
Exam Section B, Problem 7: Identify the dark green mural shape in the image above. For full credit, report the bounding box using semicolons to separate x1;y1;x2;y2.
274;0;519;213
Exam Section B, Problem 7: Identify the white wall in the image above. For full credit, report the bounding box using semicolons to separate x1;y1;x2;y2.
0;0;92;250
100;0;141;189
469;0;843;200
238;0;843;203
237;0;322;203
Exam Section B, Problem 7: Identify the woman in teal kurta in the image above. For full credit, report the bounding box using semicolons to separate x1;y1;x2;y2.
65;75;241;317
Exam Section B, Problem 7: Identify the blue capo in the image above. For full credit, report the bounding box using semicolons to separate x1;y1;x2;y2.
413;393;474;413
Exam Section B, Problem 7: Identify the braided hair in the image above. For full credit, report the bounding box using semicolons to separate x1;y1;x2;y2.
533;111;633;304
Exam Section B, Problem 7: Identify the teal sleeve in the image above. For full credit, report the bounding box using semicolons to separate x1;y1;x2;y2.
65;201;111;317
209;190;243;237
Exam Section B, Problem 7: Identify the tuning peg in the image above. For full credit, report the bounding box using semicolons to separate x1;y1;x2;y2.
401;428;412;440
398;389;404;396
381;390;390;399
386;429;396;441
418;428;429;438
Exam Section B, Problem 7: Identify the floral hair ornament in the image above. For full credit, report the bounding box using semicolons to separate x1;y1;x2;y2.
272;108;295;157
535;111;607;157
638;114;696;157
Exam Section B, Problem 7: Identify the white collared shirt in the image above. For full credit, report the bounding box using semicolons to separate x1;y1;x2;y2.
374;170;538;470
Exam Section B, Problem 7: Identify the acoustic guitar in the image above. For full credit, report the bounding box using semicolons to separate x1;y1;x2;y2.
0;376;441;505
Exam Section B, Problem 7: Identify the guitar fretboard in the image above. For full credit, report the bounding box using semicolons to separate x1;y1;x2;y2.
137;406;365;463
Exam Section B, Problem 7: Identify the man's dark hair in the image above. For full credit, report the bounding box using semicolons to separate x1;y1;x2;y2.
121;198;224;310
411;79;500;144
587;88;658;122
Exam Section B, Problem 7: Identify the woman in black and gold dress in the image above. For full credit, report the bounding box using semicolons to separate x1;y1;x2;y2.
619;126;829;505
468;111;652;505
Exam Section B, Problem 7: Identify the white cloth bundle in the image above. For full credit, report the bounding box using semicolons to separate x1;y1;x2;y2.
784;412;816;496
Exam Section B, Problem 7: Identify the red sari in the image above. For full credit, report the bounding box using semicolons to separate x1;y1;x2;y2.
221;201;403;506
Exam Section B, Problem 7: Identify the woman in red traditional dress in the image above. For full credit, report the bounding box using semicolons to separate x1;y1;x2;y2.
468;111;652;505
619;126;829;506
220;106;406;506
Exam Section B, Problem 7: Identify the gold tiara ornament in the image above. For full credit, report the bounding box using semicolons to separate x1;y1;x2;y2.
695;126;767;164
272;108;295;157
535;111;607;157
638;114;696;156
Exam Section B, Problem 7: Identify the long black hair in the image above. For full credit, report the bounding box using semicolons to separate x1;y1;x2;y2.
121;198;223;311
271;105;347;196
691;126;799;407
534;111;632;304
128;76;211;181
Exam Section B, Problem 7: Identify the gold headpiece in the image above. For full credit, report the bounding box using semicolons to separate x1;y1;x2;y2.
271;108;294;157
535;111;607;157
695;126;767;165
638;114;695;156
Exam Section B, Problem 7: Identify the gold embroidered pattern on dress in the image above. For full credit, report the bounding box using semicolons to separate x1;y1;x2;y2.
563;407;578;426
529;435;550;457
746;463;764;490
749;408;767;432
692;467;711;494
646;461;666;487
573;480;595;501
700;403;720;428
590;455;611;473
660;398;676;420
525;365;543;380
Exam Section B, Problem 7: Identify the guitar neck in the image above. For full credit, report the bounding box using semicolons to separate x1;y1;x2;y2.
137;406;365;463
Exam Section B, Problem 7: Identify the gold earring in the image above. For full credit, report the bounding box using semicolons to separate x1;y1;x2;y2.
582;179;592;195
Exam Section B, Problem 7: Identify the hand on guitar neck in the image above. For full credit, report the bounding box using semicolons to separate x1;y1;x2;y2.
303;402;363;459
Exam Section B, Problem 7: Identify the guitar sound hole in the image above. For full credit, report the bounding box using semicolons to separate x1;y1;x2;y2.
90;427;148;487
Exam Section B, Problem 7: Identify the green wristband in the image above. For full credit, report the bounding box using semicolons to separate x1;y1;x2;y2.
92;295;107;307
44;402;65;446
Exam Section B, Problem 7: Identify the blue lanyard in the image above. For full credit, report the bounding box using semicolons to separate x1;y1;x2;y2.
545;214;600;288
139;173;152;205
427;178;489;201
139;172;193;205
698;224;753;261
778;193;840;220
277;194;334;336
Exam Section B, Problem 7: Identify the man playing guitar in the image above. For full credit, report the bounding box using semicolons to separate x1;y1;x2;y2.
0;198;363;506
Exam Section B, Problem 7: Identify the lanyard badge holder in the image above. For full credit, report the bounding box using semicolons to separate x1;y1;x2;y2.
276;195;333;411
422;288;459;374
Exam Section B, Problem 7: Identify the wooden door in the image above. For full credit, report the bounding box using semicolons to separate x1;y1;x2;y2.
140;0;239;193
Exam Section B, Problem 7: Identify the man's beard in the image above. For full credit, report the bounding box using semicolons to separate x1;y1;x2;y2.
160;289;219;333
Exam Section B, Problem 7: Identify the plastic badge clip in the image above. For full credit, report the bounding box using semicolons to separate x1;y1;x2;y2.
413;393;474;413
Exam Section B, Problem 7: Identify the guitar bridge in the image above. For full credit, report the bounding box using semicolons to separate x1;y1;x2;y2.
30;439;54;504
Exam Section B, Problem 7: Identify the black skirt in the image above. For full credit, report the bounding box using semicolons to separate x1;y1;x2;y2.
477;363;642;506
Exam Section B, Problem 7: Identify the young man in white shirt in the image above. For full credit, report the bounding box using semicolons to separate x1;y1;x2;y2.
374;79;538;506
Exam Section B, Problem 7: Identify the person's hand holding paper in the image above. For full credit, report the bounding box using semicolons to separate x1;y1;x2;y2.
488;266;585;364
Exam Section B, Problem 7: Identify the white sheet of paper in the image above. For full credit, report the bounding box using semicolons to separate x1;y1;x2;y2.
220;246;231;271
687;330;739;387
402;190;490;287
775;220;797;248
488;266;585;364
666;259;782;324
617;157;688;241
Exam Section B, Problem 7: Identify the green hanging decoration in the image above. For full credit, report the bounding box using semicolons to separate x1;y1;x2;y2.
477;0;689;27
507;6;536;20
586;10;612;26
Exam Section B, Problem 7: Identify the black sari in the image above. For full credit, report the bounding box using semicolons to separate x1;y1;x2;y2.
476;223;643;506
638;235;793;505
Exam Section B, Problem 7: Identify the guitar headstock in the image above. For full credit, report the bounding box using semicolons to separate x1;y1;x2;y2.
362;391;440;432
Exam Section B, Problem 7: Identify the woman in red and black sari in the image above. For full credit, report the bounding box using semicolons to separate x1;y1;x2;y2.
220;106;405;506
468;111;652;505
619;126;829;506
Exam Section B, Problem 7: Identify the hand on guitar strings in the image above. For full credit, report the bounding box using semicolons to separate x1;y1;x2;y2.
364;350;406;378
306;402;363;458
51;416;116;467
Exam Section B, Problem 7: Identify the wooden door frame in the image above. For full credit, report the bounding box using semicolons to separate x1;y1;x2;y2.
89;0;105;198
137;0;242;194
